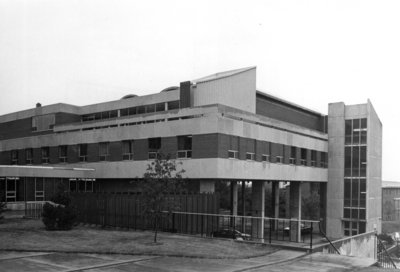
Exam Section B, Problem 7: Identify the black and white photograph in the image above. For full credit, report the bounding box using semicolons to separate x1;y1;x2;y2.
0;0;399;271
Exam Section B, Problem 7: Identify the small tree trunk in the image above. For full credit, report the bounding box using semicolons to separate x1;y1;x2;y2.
154;214;158;243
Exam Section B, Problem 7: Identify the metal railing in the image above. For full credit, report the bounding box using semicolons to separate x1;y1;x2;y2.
166;212;319;249
318;222;340;254
377;234;397;269
25;201;60;219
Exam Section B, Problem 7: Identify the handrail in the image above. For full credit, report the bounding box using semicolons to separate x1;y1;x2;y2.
318;221;340;254
166;210;320;223
376;234;397;269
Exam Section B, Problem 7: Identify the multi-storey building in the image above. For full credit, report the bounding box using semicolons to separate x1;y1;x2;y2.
382;181;400;221
0;67;382;239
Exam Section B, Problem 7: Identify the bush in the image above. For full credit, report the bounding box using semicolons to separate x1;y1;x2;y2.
42;203;76;230
42;185;76;230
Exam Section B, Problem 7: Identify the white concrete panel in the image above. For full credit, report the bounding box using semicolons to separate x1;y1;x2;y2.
193;68;256;113
58;158;327;181
0;165;94;178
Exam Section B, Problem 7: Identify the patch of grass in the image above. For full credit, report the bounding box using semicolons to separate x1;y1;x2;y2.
0;218;277;259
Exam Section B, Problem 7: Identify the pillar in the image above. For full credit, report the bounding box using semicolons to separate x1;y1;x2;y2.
271;181;280;230
289;182;302;242
199;180;215;193
319;182;327;234
251;181;265;242
241;181;246;216
231;181;238;215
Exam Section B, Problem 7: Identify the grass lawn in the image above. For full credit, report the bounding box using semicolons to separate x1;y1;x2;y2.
0;218;277;258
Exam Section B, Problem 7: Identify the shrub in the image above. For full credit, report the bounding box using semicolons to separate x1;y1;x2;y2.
42;185;76;230
378;233;394;246
42;203;76;230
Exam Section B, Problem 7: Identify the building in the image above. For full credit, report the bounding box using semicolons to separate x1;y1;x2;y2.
382;181;400;221
0;67;382;239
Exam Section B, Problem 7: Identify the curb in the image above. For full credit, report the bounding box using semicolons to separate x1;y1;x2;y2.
0;248;280;260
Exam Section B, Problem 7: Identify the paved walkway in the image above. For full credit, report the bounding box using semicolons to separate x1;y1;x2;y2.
0;250;376;271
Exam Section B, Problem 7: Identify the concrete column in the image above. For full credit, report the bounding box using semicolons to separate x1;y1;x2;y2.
289;182;302;242
271;181;280;230
241;181;246;216
319;182;327;234
199;180;215;193
251;181;265;242
231;181;238;215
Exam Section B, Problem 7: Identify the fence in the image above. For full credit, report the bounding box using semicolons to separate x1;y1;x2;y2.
377;237;397;269
70;192;219;229
168;211;319;249
25;201;47;219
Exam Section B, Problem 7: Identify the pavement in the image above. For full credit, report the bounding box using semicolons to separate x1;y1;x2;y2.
0;250;376;272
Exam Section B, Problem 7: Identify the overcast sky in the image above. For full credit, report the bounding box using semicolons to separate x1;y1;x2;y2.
0;0;399;181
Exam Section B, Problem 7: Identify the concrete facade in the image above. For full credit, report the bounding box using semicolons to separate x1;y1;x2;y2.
327;101;382;239
0;67;382;241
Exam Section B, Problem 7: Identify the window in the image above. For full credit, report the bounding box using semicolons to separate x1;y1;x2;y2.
69;179;94;192
156;103;165;112
276;156;283;163
228;136;239;159
137;106;146;114
25;148;33;164
11;150;18;165
289;147;296;164
360;118;367;144
246;152;255;161
122;140;134;160
41;147;49;164
228;150;239;159
59;146;68;163
79;144;88;162
262;154;270;162
146;104;155;113
311;150;317;167
148;137;161;159
177;135;192;159
300;148;307;166
320;152;327;168
343;220;366;236
167;100;180;110
99;142;110;161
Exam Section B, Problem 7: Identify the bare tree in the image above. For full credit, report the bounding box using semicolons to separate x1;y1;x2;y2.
139;154;185;243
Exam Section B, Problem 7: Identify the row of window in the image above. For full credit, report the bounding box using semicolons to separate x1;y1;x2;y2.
229;144;327;167
10;136;193;164
81;100;180;122
8;135;327;167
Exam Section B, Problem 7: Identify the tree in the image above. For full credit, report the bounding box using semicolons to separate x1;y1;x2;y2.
302;190;320;220
139;154;185;243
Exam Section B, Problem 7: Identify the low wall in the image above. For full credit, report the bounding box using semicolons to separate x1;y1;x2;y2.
315;231;376;260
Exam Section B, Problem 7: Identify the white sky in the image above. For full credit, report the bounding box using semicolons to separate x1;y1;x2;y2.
0;0;399;181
